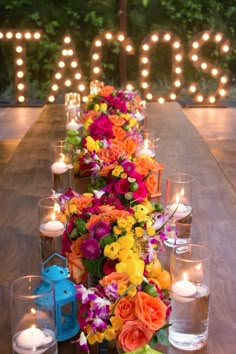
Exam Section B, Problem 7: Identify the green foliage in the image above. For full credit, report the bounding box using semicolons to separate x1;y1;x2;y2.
0;0;235;102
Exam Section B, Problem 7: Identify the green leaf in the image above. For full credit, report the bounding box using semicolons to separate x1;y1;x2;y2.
156;328;170;347
99;234;116;249
82;256;105;279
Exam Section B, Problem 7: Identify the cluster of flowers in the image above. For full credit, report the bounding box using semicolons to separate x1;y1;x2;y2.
74;272;171;353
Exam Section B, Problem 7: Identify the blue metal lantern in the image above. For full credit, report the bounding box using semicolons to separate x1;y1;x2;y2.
40;253;80;341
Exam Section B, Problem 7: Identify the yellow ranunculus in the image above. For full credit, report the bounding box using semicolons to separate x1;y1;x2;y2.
112;165;124;177
121;173;127;179
94;331;104;343
110;316;123;331
117;234;134;250
121;113;130;121
126;215;136;226
86;136;100;153
116;258;144;284
118;249;134;262
118;283;128;295
147;226;156;236
130;273;143;285
87;333;96;345
104;242;121;260
100;102;107;111
117;218;128;229
129;117;138;127
135;227;144;238
83;193;93;198
113;226;122;235
104;327;116;341
94;103;100;112
83;117;93;131
128;287;137;297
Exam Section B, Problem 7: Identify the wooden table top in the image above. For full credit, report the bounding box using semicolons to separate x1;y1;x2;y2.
0;103;235;353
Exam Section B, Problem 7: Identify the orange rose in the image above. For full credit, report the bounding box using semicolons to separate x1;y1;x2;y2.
109;115;126;126
97;143;125;163
73;196;93;214
99;162;118;177
145;174;158;195
86;214;113;230
99;272;129;287
114;296;136;322
117;319;153;352
113;126;127;141
135;156;159;176
123;137;138;155
99;85;115;97
135;291;167;331
65;252;87;284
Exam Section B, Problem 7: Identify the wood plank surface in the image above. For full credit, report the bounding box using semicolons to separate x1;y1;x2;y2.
0;103;235;353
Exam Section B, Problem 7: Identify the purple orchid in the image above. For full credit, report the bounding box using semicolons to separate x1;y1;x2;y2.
72;332;89;353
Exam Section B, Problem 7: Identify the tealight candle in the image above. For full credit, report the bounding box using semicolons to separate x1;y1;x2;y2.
40;211;65;238
13;327;52;354
137;139;155;157
171;273;196;302
51;161;68;174
66;119;81;130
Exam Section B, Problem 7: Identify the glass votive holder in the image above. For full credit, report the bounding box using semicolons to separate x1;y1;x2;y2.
66;111;82;131
39;196;66;262
50;140;74;193
136;129;157;158
169;244;211;351
164;173;194;246
89;80;104;94
10;275;58;354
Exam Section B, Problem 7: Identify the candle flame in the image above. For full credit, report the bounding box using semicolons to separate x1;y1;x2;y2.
183;272;188;281
196;263;202;271
60;153;65;163
176;193;180;204
31;308;36;315
180;188;185;196
51;212;56;222
53;202;60;214
144;139;149;149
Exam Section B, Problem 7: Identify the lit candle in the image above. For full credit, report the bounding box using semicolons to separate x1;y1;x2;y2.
13;326;52;354
137;139;155;157
51;153;68;174
171;273;196;302
40;212;65;237
66;119;82;130
168;192;190;219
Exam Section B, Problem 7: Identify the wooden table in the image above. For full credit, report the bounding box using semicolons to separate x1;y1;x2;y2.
0;103;235;353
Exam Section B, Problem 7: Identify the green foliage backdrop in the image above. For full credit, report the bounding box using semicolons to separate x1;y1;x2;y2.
0;0;235;103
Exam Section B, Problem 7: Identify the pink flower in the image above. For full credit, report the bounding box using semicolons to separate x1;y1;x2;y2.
132;182;147;201
114;179;130;194
89;114;114;139
80;238;101;259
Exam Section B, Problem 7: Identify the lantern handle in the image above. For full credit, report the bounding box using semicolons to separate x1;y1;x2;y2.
42;252;68;270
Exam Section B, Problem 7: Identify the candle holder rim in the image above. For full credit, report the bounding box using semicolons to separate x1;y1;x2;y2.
174;243;212;263
166;172;194;183
10;275;54;298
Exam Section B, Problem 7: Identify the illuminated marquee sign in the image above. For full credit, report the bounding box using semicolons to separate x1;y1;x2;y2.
0;29;231;104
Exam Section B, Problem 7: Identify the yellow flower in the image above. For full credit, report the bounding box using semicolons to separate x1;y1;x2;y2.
118;249;134;262
126;215;136;226
83;193;93;198
68;204;77;215
110;316;123;331
116;258;144;284
112;165;124;177
121;173;127;179
135;227;144;238
129;117;138;127
100;102;107;111
113;226;122;235
86;136;100;153
117;218;128;229
118;283;128;295
117;234;134;250
130;273;143;285
83;117;93;131
94;103;100;112
121;113;130;121
94;331;104;343
147;226;155;236
128;286;137;297
104;327;116;341
104;242;121;260
87;333;96;345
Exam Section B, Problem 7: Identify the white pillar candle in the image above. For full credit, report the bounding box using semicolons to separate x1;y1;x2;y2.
13;327;52;354
51;161;68;174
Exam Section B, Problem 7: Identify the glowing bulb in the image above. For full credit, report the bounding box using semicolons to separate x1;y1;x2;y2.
48;95;55;102
202;33;210;41
6;32;13;39
192;41;199;48
175;67;182;74
16;59;23;65
158;97;165;104
65;80;71;87
118;34;125;41
18;96;25;102
75;72;81;80
126;84;134;90
126;45;133;52
55;73;62;79
146;93;153;100
34;32;41;39
151;34;158;42
67;49;73;56
105;33;112;40
17;83;24;90
197;95;204;102
220;76;227;84
52;84;59;91
25;32;31;39
15;32;22;39
16;46;23;53
164;33;171;41
62;49;68;56
71;61;77;68
209;96;216;103
142;69;149;77
78;84;85;91
170;93;176;100
64;36;71;43
95;40;102;47
0;32;3;39
173;41;180;49
201;62;207;70
92;53;99;60
192;55;198;61
93;67;100;74
211;68;218;76
142;44;149;51
58;61;65;68
189;85;197;93
17;71;24;78
219;89;226;96
174;80;181;87
141;57;149;64
82;96;88;103
175;54;182;61
215;34;222;42
222;45;229;52
142;82;148;89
